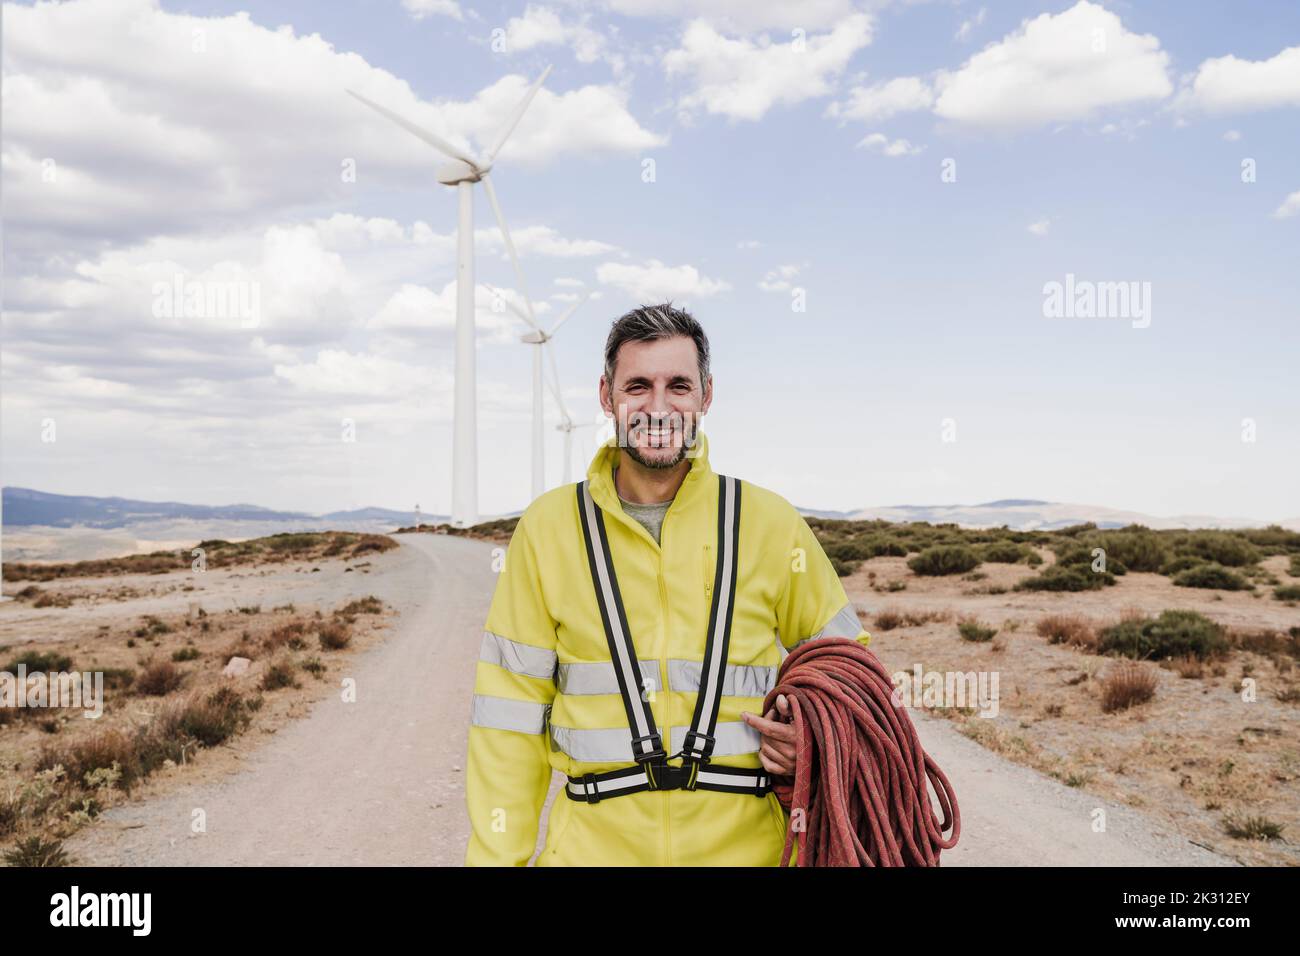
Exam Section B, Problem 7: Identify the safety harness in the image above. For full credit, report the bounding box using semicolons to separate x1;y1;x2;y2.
562;474;772;803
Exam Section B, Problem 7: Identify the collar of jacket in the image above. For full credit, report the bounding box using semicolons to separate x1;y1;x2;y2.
585;427;714;530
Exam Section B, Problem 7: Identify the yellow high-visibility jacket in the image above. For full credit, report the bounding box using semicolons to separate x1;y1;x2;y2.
464;428;872;866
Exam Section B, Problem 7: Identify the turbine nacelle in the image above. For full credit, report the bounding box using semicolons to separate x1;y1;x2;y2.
437;159;485;185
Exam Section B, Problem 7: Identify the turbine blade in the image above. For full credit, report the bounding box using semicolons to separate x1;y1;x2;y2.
544;339;571;422
484;65;553;165
346;89;476;166
547;290;591;336
480;171;540;328
485;284;534;325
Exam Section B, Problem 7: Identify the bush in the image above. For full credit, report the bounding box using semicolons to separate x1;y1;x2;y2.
1055;545;1127;576
1173;531;1260;568
1035;614;1097;649
2;835;69;867
1274;585;1300;601
5;650;74;673
957;617;997;642
978;541;1029;564
1290;555;1300;578
1016;565;1116;592
260;659;300;691
317;621;352;650
908;546;980;576
1098;610;1228;661
1100;662;1157;713
1172;563;1253;591
1159;555;1204;576
171;646;200;662
1099;531;1170;572
160;686;249;747
135;660;184;696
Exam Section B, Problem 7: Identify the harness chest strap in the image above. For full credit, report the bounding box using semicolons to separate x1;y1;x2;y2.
564;474;771;803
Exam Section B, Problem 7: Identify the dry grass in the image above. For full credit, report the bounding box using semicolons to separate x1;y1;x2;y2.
1035;613;1098;651
1099;661;1158;713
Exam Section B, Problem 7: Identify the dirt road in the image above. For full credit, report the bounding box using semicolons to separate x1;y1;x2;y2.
63;534;1236;866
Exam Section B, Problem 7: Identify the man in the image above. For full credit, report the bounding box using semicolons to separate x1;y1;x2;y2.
464;303;871;866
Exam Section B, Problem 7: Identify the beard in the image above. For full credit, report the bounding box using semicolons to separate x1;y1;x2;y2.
622;414;698;470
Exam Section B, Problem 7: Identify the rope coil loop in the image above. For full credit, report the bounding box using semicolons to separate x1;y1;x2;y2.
764;637;961;867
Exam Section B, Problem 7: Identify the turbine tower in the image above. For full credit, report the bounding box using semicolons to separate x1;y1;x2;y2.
491;288;591;498
346;66;553;528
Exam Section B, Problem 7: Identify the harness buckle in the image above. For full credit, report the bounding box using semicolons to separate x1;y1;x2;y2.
581;773;601;804
630;732;667;766
679;730;715;763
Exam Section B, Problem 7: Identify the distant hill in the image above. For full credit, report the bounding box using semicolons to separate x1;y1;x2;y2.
1;486;1292;565
2;487;434;530
796;499;1295;532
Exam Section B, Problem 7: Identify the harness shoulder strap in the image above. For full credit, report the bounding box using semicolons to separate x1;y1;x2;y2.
679;474;741;772
576;480;664;762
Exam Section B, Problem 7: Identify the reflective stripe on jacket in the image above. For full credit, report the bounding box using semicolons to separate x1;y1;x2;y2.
464;428;872;866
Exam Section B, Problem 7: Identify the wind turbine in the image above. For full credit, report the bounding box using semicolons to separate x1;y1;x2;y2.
346;66;553;528
490;288;592;498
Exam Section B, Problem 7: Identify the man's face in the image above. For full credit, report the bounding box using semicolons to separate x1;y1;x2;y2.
600;335;712;470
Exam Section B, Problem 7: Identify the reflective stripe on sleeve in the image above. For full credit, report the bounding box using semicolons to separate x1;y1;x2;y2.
471;694;549;734
478;630;557;680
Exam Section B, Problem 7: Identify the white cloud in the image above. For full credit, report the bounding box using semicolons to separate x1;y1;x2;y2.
596;259;731;301
955;6;986;42
1272;190;1300;220
476;225;619;258
1223;129;1241;141
554;277;587;287
0;0;662;260
602;0;857;32
274;349;445;398
368;282;532;342
663;14;873;122
401;0;464;21
1027;218;1051;236
826;76;933;124
758;263;804;293
931;1;1172;128
737;239;762;249
1176;45;1300;114
855;132;923;156
500;5;623;72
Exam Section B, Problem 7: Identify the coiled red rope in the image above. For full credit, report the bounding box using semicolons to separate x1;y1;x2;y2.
762;638;960;866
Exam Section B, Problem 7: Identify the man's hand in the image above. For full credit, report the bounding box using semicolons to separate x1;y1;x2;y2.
740;693;796;776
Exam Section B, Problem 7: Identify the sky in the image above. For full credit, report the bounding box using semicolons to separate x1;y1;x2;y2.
2;0;1298;523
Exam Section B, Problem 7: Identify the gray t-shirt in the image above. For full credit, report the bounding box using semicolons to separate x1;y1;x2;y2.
613;466;674;545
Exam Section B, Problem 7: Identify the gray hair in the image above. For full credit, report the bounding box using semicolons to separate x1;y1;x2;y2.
603;302;711;391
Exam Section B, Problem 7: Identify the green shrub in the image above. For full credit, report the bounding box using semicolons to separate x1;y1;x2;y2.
1172;563;1253;591
171;646;200;662
1173;531;1260;568
1054;545;1127;575
1274;584;1300;601
979;542;1031;564
1015;565;1116;592
957;618;997;642
1159;554;1204;576
1290;555;1300;578
1098;610;1228;661
5;650;73;673
1099;531;1170;572
907;546;980;576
